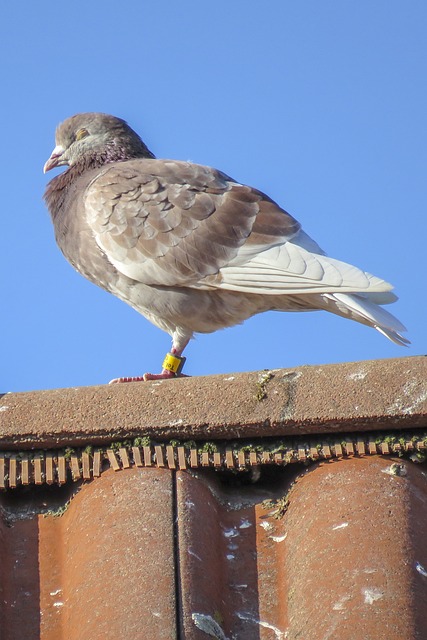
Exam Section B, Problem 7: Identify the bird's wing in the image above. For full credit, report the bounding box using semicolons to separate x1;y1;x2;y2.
84;158;301;287
85;157;392;297
209;231;395;295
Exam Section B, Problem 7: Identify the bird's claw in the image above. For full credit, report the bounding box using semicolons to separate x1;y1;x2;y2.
109;375;146;384
109;370;189;384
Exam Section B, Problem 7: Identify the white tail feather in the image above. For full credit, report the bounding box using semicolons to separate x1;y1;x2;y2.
322;292;409;346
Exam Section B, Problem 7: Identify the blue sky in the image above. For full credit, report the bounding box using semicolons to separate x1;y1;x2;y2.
1;1;426;392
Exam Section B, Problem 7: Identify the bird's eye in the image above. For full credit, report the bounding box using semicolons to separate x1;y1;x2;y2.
75;128;89;141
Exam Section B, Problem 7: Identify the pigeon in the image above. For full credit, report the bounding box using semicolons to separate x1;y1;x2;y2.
43;113;409;382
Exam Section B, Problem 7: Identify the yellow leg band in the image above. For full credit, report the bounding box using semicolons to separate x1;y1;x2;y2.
162;353;186;375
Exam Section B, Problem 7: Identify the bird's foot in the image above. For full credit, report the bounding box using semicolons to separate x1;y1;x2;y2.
109;352;187;384
109;370;189;383
143;370;189;381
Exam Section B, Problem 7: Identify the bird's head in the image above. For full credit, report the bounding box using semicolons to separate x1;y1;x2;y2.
44;112;154;173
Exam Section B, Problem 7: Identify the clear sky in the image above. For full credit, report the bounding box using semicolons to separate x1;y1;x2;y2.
1;1;426;392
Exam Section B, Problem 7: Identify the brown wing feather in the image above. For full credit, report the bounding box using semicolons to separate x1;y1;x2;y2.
85;158;300;287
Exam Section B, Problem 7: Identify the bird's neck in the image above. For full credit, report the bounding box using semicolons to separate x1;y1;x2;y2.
79;139;155;169
44;143;155;221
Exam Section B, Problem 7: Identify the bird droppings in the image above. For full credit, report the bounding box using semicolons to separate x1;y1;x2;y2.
236;612;287;639
415;562;427;577
333;595;351;610
223;527;239;538
281;370;302;380
192;613;229;639
382;463;408;477
259;520;274;531
348;370;367;381
0;406;8;412
362;588;384;605
332;522;349;530
239;518;252;529
168;419;183;427
226;554;235;561
223;376;235;381
53;602;64;607
270;533;287;543
386;379;427;416
401;388;427;415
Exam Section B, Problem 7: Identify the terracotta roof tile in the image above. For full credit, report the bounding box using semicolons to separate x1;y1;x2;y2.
0;356;426;638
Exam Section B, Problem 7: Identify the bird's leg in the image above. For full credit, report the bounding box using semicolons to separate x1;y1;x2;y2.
142;346;188;381
109;338;190;383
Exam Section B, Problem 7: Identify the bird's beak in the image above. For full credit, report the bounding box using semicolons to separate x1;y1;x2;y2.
43;145;66;173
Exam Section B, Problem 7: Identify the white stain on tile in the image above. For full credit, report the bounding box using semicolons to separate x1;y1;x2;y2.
386;379;427;416
363;588;384;604
270;534;287;543
332;522;349;531
168;419;183;427
382;463;407;477
192;613;229;640
333;595;351;610
281;370;302;381
348;370;367;381
188;548;202;562
416;562;427;577
237;612;287;639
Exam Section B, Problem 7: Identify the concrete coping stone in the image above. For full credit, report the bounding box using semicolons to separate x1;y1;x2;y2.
0;356;425;449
